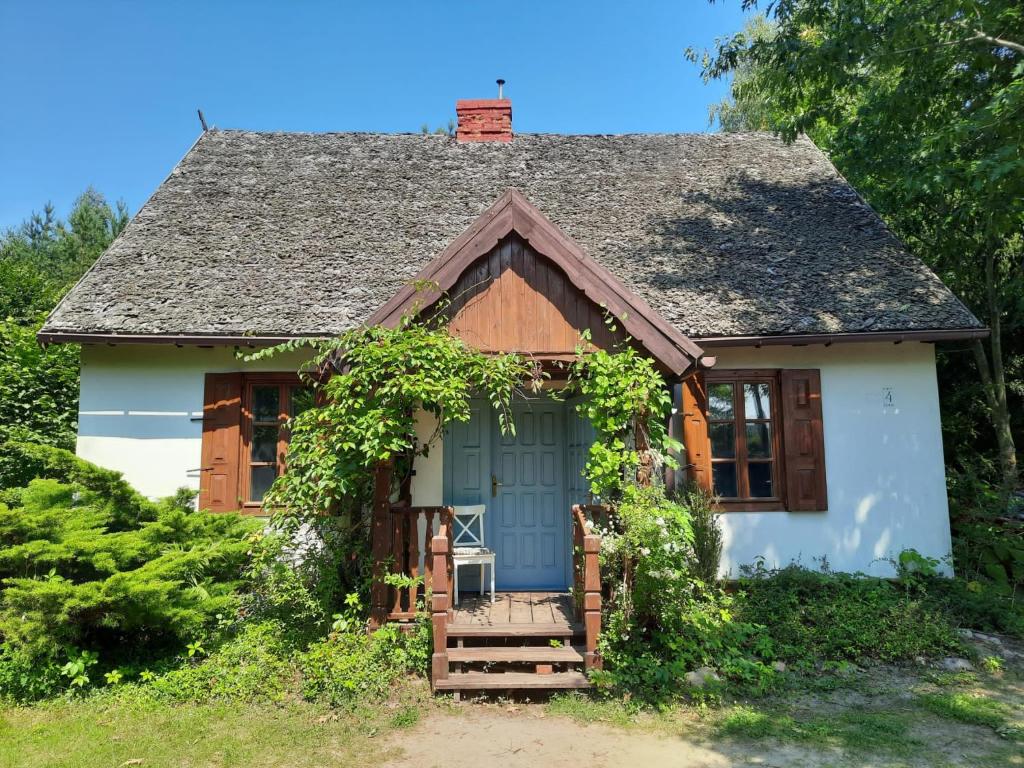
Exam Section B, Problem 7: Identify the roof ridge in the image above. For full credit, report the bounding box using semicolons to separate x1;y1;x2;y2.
204;127;781;139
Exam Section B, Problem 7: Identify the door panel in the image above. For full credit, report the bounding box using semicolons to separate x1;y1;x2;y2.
490;400;568;590
566;398;596;507
444;402;490;506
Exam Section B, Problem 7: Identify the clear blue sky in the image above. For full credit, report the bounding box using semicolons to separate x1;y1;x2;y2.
0;1;749;231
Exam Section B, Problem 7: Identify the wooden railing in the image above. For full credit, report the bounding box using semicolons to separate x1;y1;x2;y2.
384;504;453;622
572;504;607;671
430;518;453;688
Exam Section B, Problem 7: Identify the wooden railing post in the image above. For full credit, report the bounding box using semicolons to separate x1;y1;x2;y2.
582;529;602;671
444;506;455;621
430;521;451;688
572;512;583;620
368;458;394;629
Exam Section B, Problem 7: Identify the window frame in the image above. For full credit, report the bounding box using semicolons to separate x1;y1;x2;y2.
704;369;787;512
239;373;305;512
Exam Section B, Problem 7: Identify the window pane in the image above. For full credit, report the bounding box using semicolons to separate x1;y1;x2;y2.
743;383;771;420
708;383;735;420
745;422;772;458
251;425;279;463
250;465;277;502
290;386;314;416
253;386;280;421
748;462;773;498
712;463;738;498
709;423;736;458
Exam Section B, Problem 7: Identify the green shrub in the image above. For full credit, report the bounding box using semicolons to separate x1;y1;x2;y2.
735;563;963;663
299;620;430;706
0;444;260;662
594;485;776;702
684;485;723;586
147;621;293;703
241;516;375;649
0;642;63;702
924;574;1024;637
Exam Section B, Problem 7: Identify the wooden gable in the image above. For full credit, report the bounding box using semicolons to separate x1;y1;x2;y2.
369;189;706;376
442;233;624;355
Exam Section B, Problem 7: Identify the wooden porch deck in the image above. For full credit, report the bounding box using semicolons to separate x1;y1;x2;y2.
380;504;604;694
452;591;576;627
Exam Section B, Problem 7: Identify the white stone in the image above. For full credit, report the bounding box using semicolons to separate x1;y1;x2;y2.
937;657;974;672
684;666;721;689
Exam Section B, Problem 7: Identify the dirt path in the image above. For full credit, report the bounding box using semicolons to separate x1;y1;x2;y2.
381;708;835;768
382;636;1024;768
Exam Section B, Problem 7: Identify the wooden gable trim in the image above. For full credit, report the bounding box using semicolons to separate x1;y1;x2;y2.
367;188;705;376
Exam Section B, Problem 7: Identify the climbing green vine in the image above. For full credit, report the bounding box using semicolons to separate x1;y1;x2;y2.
245;318;534;531
567;341;679;501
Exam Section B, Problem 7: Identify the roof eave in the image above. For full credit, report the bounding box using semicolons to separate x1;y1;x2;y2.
35;331;327;347
694;327;990;348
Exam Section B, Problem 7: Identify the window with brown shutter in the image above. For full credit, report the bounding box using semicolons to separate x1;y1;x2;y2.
682;369;827;513
780;369;828;511
199;372;312;514
681;375;712;491
199;373;243;513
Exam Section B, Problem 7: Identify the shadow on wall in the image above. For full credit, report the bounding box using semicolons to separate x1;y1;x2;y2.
621;174;968;337
78;411;202;441
719;345;951;579
721;473;943;580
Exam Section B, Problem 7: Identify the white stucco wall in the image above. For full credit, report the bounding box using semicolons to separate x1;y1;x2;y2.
77;341;953;578
710;342;952;577
77;344;311;500
410;410;443;507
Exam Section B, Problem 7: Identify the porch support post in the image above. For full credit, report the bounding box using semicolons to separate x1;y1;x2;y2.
369;458;394;629
582;531;602;671
430;525;451;687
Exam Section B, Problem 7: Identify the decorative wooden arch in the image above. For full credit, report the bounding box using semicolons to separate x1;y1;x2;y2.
368;188;706;377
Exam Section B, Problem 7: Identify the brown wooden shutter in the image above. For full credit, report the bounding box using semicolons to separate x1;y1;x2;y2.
780;369;827;511
681;373;712;491
198;373;242;512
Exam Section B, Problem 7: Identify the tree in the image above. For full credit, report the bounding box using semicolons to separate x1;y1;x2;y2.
693;0;1023;495
705;14;779;132
0;189;129;487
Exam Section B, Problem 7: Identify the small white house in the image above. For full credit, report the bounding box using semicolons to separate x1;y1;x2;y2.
41;96;985;584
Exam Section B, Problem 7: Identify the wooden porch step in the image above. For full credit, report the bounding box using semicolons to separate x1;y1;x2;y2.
447;622;583;638
447;645;585;663
434;671;590;691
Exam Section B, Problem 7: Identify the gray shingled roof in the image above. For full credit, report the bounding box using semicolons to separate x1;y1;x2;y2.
42;130;980;339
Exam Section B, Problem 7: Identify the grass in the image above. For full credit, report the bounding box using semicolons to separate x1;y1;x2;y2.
715;704;922;756
916;692;1015;731
546;692;647;729
0;698;410;768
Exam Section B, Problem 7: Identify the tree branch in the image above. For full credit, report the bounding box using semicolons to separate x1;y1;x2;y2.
973;30;1024;56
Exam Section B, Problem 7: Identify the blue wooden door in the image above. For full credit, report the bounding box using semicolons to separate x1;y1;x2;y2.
491;401;569;590
443;402;491;507
566;398;596;508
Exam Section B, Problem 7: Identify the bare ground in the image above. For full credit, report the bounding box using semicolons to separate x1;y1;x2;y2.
382;706;836;768
381;633;1024;768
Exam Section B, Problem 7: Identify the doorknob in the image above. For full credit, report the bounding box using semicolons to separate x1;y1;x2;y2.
491;474;502;497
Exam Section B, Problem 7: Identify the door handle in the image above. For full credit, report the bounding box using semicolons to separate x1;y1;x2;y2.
491;474;502;497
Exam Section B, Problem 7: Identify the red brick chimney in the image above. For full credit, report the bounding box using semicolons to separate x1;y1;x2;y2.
456;79;512;142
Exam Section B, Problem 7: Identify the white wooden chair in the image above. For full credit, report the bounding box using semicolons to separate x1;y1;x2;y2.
451;504;495;605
